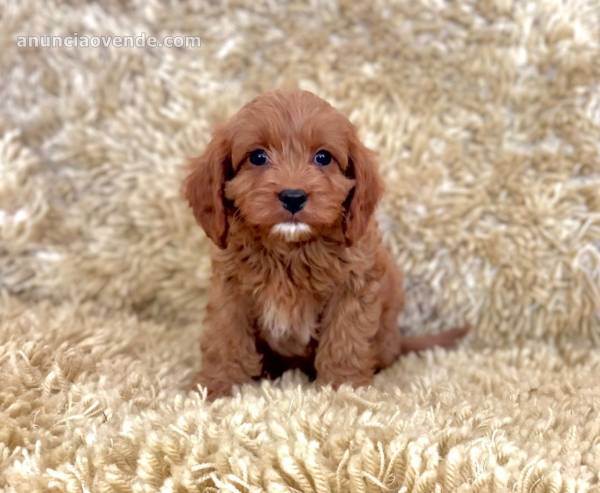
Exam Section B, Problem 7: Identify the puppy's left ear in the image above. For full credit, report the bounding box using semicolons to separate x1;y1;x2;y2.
183;127;232;249
343;132;384;245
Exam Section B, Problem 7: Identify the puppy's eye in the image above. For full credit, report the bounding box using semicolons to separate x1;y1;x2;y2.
313;150;332;166
249;149;268;166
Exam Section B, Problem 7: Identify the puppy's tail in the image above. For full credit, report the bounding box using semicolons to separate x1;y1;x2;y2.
399;326;469;355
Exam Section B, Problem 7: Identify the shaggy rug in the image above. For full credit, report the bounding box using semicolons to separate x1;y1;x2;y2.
1;0;600;491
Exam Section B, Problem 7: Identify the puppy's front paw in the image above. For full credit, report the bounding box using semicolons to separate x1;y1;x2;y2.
187;372;233;401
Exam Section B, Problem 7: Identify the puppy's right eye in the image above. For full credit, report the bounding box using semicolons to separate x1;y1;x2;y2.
313;149;332;166
249;149;268;166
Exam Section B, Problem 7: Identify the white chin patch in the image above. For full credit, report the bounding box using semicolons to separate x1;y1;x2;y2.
270;222;312;242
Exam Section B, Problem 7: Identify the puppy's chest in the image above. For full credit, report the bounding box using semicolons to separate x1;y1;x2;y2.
250;274;327;357
228;244;346;357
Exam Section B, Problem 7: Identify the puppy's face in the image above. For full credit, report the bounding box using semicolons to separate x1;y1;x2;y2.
224;93;357;242
184;90;383;248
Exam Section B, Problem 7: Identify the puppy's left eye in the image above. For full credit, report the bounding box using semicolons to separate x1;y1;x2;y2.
313;150;332;166
249;149;268;166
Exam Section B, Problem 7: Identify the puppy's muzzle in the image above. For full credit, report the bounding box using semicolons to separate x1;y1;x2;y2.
278;189;307;214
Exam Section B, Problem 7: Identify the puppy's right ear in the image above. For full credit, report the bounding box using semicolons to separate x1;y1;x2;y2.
183;127;231;249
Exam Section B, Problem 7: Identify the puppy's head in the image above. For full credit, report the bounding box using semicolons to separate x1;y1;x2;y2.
184;90;383;248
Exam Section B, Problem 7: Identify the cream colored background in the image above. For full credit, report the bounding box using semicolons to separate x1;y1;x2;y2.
1;0;600;490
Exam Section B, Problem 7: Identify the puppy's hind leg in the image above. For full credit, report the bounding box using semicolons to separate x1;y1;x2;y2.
374;266;469;368
373;262;407;369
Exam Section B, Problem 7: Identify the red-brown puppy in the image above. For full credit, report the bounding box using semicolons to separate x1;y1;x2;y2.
184;90;467;399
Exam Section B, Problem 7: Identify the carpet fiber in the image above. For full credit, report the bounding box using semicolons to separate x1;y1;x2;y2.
1;0;600;491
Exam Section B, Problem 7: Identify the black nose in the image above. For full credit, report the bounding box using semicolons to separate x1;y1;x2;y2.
278;189;307;214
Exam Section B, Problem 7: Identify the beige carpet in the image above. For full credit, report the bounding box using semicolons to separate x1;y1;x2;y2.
1;0;600;491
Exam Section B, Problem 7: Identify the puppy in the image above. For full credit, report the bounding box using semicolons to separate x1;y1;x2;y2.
184;90;467;399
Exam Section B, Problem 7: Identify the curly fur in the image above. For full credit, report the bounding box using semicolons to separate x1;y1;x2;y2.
184;90;467;399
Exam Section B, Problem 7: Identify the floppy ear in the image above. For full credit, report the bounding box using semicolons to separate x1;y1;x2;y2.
343;133;384;245
183;127;232;249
